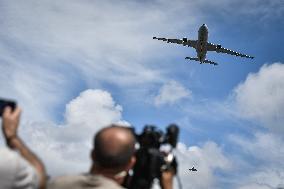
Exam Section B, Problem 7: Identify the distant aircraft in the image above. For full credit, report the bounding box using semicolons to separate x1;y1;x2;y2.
153;24;254;66
189;167;197;171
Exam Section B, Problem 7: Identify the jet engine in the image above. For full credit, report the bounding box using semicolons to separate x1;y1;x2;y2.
182;38;187;46
216;44;222;53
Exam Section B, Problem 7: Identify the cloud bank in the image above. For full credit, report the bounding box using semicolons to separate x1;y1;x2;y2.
3;63;284;188
229;63;284;188
233;63;284;134
15;88;230;189
230;132;284;189
19;89;127;175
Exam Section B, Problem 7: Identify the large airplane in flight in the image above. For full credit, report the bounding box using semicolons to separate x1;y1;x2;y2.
153;24;254;66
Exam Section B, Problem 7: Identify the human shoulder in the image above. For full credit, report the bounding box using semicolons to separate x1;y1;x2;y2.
48;174;86;189
0;147;39;189
90;175;126;189
0;148;17;188
48;174;125;189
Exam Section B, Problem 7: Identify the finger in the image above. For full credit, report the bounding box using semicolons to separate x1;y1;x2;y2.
3;106;12;117
11;107;21;118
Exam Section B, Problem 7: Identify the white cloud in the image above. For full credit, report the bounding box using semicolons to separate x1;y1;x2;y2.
229;132;284;188
63;89;126;141
233;63;284;133
154;80;192;106
230;132;284;165
173;142;231;189
17;89;128;176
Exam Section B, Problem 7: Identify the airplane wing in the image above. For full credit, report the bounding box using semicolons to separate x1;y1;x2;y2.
153;37;197;48
206;42;254;59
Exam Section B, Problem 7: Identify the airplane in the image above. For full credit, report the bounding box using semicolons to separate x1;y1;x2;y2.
153;24;254;66
189;167;197;171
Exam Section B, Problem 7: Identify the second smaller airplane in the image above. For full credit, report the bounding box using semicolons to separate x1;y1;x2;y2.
189;167;197;171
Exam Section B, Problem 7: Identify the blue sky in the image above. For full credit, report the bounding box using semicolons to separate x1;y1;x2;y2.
0;0;284;188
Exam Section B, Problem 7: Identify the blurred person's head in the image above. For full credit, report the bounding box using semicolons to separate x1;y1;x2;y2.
90;124;136;184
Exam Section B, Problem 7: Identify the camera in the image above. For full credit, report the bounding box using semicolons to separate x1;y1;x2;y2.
125;124;179;189
0;98;16;117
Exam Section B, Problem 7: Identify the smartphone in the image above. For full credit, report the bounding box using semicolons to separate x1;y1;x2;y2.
0;98;17;117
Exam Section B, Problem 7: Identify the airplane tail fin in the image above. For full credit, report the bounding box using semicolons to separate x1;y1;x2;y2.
185;57;218;66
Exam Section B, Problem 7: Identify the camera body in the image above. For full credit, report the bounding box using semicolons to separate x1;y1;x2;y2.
126;124;179;189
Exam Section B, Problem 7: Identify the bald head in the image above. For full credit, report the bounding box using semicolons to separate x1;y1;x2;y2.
93;125;136;169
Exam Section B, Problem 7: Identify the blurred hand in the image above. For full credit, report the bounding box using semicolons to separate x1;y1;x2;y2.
2;106;21;139
2;106;46;189
161;170;174;189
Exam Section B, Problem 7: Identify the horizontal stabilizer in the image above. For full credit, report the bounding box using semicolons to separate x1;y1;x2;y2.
204;59;218;66
185;57;218;66
185;57;199;61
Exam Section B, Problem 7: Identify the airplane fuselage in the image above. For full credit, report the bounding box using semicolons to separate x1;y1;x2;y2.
196;24;208;63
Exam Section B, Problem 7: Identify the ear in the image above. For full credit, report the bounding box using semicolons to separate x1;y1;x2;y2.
125;155;136;171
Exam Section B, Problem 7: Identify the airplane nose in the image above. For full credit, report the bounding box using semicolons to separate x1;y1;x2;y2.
199;24;208;33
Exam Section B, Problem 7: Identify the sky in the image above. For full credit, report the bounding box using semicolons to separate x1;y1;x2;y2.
0;0;284;188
